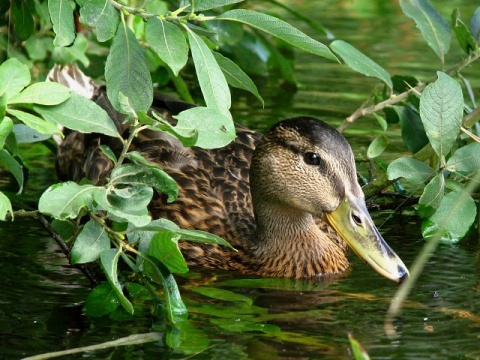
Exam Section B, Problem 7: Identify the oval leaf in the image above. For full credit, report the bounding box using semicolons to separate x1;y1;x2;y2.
187;29;231;114
71;220;110;264
419;72;463;158
452;8;476;54
33;93;120;137
105;23;153;113
79;0;119;42
330;40;392;88
8;82;71;105
387;157;435;185
400;0;451;62
174;106;235;149
148;231;189;274
213;51;264;106
84;282;120;317
146;18;188;76
0;58;30;99
367;135;388;159
0;116;13;149
418;173;445;216
0;149;24;193
7;109;61;135
446;143;480;173
48;0;76;46
216;9;338;62
422;190;476;243
0;191;13;221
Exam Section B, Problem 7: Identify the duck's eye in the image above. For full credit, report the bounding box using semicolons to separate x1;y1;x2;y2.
351;213;362;226
304;152;321;166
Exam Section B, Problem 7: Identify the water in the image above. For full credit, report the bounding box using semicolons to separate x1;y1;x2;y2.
2;1;480;359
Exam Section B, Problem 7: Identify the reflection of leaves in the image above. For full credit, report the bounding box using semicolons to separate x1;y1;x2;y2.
192;286;253;305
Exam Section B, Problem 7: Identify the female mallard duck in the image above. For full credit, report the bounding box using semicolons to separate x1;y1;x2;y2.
52;66;408;282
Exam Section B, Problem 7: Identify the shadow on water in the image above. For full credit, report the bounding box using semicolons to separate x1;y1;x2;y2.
2;0;480;359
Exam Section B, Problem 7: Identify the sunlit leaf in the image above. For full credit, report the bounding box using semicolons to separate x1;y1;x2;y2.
100;248;134;314
174;107;235;149
387;157;435;185
217;9;338;62
39;182;104;219
79;0;119;42
419;72;463;158
105;22;153;113
71;220;111;264
146;18;188;76
0;149;24;193
452;8;476;54
8;82;71;105
84;282;121;317
0;116;13;149
330;40;392;88
367;135;388;159
213;52;264;106
148;231;189;274
400;0;451;62
446;143;480;173
34;93;120;137
48;0;76;46
348;334;371;360
422;190;476;243
194;0;244;11
0;191;13;221
175;229;234;250
187;30;231;114
7;109;61;135
0;58;30;99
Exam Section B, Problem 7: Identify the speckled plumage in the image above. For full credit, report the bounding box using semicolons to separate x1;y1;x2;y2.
52;65;408;282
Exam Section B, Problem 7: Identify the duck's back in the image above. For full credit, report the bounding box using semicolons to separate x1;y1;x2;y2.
56;91;262;250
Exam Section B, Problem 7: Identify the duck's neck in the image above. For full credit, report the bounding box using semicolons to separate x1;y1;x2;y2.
251;202;349;278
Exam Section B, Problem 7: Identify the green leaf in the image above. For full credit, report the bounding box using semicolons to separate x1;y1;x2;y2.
99;145;118;164
71;220;111;264
213;52;264;106
348;334;371;360
8;82;71;105
25;36;53;60
38;182;103;219
0;191;13;221
367;135;388;159
79;0;120;42
50;219;76;240
0;149;24;192
148;231;189;274
105;23;153;113
100;248;134;314
174;107;235;149
446;143;480;173
0;58;30;99
83;282;120;317
48;0;76;46
51;33;90;67
330;40;392;88
372;113;387;131
470;7;480;41
12;0;34;41
7;109;61;135
422;190;476;243
192;286;253;304
194;0;244;11
109;164;178;203
147;112;199;148
419;72;463;158
418;174;444;217
145;18;188;76
216;9;338;62
187;30;231;114
175;229;234;250
400;0;451;62
387;157;435;185
452;8;476;54
0;117;13;149
13;124;52;143
394;106;429;153
34;93;120;138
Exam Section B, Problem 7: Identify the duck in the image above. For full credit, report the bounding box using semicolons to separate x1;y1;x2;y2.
51;65;409;282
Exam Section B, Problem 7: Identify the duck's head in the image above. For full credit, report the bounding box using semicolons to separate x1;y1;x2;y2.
250;117;408;283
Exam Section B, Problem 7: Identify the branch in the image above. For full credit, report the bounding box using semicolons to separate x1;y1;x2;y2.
338;51;480;132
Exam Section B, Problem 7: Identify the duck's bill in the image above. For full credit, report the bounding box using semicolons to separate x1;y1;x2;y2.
324;196;409;283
